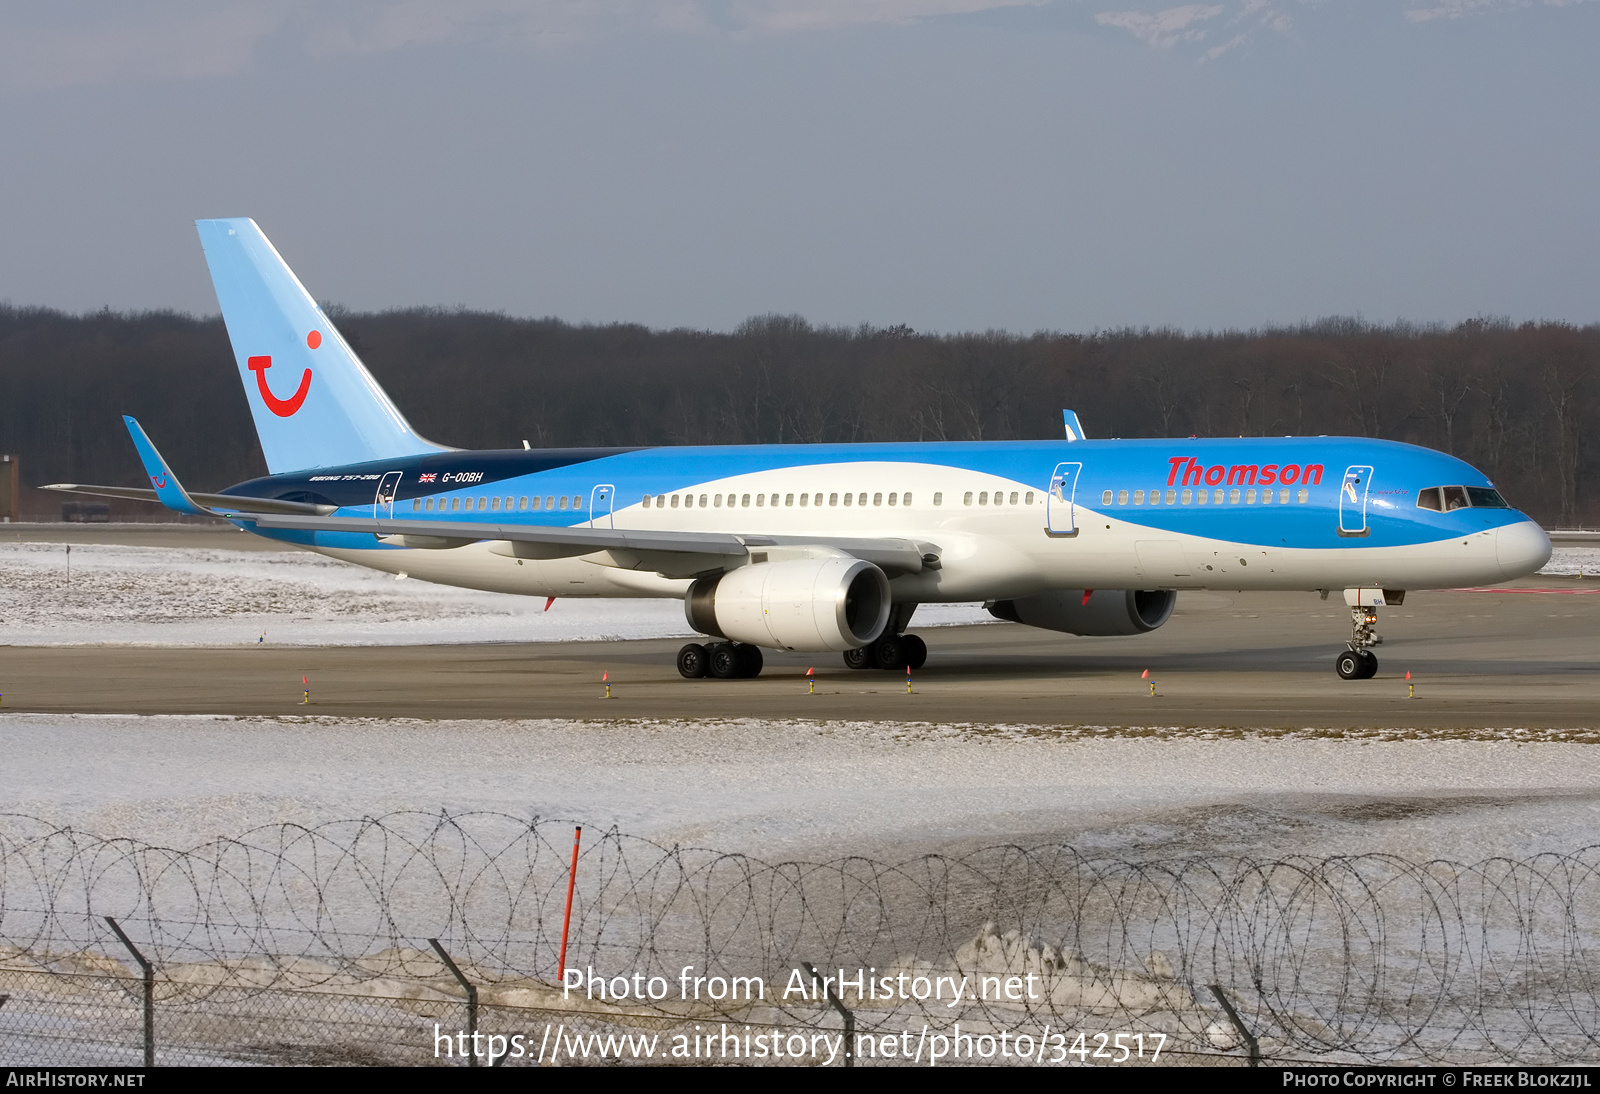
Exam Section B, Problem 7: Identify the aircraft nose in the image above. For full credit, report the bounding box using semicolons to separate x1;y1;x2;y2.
1496;519;1552;580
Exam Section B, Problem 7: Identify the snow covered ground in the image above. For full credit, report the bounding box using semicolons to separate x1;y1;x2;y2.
0;541;991;646
3;712;1597;863
1;539;1591;648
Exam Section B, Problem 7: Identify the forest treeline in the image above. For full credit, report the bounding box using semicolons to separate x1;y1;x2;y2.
1;306;1594;525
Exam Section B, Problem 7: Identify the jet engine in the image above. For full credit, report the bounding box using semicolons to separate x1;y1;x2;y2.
987;588;1177;636
685;559;891;652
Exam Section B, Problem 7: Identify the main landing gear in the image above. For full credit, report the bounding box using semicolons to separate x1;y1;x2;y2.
843;632;927;671
677;642;764;679
1335;602;1381;680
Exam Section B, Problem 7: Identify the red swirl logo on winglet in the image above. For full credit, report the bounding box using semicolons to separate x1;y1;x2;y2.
247;355;312;417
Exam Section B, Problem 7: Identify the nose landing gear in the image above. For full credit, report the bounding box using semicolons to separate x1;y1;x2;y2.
1334;593;1386;679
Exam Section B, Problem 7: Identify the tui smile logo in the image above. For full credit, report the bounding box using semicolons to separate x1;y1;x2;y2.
151;473;167;489
247;354;312;417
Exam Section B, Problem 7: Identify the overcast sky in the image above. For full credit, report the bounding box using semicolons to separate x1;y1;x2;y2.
0;0;1596;333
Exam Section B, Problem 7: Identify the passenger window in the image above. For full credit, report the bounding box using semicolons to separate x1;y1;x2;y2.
1246;489;1256;504
1214;490;1225;504
685;494;695;508
742;494;751;507
1279;489;1288;504
1182;489;1192;504
1416;487;1441;511
1147;490;1159;506
772;494;781;507
1297;488;1308;503
1102;490;1113;505
977;492;987;506
843;493;853;507
875;492;885;506
800;493;809;507
1133;490;1144;505
964;492;974;506
1260;490;1271;505
858;493;867;506
491;497;500;511
520;497;529;510
933;492;942;506
1165;489;1176;504
506;497;513;509
1195;490;1206;506
755;494;764;507
559;496;568;510
1442;486;1469;511
642;496;651;508
903;493;913;506
1024;491;1033;505
545;496;555;510
714;494;723;507
1228;489;1239;504
426;498;435;511
888;493;897;506
411;499;420;511
1117;490;1128;505
474;497;484;511
815;493;823;506
1009;491;1018;505
698;495;707;507
829;493;838;506
785;494;795;506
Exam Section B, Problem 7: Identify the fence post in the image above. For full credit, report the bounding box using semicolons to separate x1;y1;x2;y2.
429;939;479;1068
1207;984;1260;1067
104;917;153;1068
802;961;854;1068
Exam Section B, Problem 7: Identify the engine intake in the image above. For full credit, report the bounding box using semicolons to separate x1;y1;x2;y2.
988;588;1177;636
685;559;891;652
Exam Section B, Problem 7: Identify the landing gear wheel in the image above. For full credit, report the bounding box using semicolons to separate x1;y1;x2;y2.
842;647;871;670
677;643;709;679
1357;650;1378;679
735;644;764;678
871;633;903;671
900;634;927;670
1335;650;1362;680
708;643;742;679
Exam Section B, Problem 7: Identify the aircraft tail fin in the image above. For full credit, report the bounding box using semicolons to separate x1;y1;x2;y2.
196;218;449;474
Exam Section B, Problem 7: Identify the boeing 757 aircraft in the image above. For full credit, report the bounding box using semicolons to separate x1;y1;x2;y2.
46;219;1552;680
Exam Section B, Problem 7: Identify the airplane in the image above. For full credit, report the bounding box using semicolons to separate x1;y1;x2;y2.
45;218;1553;681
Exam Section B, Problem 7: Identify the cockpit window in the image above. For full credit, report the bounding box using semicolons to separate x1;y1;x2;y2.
1417;485;1510;511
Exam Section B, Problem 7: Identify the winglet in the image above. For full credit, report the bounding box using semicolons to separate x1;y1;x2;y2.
1062;410;1086;442
122;416;210;516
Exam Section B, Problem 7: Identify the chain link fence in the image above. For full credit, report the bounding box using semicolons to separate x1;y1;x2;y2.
4;810;1599;1066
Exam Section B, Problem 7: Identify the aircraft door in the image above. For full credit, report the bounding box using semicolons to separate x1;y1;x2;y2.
590;483;615;529
1046;462;1082;537
374;471;404;525
1338;465;1373;537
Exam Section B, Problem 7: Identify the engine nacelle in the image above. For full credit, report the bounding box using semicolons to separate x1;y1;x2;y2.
685;559;891;652
988;588;1177;636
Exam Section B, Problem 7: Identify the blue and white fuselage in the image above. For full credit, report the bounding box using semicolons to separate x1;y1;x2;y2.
219;437;1548;602
46;218;1551;678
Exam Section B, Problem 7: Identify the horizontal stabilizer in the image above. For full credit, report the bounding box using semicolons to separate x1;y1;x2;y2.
39;483;335;517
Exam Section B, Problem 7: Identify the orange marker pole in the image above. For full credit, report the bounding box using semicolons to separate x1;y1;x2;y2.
302;674;310;705
1406;670;1414;699
602;671;611;700
558;825;582;982
907;665;913;694
807;667;814;695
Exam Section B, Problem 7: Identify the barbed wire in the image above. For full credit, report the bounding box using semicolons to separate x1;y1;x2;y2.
3;810;1599;1064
